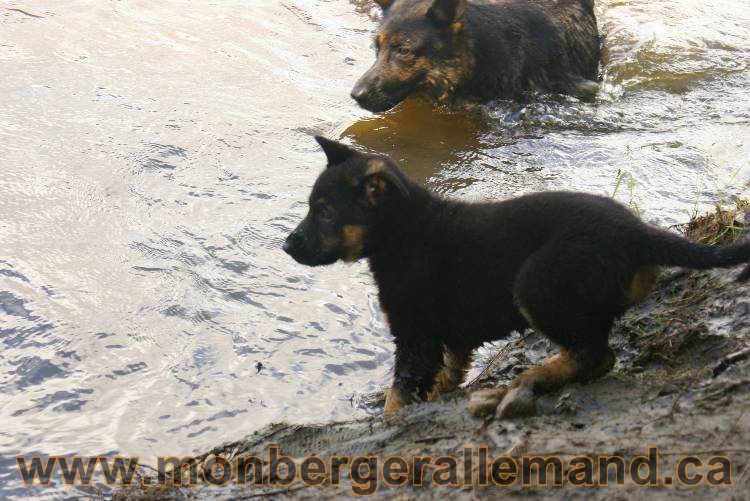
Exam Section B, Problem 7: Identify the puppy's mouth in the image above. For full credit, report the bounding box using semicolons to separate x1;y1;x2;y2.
285;249;339;267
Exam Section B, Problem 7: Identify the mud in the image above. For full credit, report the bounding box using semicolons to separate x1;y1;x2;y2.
115;205;750;500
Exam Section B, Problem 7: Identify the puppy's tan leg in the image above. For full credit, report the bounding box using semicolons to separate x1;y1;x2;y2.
383;387;406;415
383;337;445;417
496;348;615;419
427;349;473;401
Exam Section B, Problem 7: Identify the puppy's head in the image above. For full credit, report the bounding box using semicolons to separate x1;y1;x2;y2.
351;0;470;112
283;137;410;266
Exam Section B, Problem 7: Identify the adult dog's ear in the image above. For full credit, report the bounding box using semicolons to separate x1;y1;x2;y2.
360;158;410;207
373;0;395;11
315;136;359;167
427;0;465;30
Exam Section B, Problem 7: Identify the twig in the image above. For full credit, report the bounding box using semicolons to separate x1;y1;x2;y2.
6;8;43;18
713;347;750;377
727;408;748;441
644;367;711;424
237;485;309;499
466;333;531;387
739;462;750;486
414;434;456;444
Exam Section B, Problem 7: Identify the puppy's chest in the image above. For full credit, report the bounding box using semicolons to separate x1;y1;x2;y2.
371;255;514;324
370;255;443;310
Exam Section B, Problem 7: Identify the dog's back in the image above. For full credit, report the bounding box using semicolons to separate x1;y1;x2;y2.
351;0;600;111
464;0;600;99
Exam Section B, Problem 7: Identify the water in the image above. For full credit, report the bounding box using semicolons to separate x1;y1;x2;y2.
0;0;748;497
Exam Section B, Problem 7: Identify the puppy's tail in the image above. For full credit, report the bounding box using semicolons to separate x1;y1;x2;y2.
643;228;750;282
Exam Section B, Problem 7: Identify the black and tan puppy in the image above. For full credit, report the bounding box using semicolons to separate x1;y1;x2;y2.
284;138;750;418
351;0;600;111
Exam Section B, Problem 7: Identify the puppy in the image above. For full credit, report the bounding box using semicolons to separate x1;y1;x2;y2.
351;0;601;111
284;137;750;417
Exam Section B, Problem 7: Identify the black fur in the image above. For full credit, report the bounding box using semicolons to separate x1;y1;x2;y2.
284;139;750;412
352;0;601;112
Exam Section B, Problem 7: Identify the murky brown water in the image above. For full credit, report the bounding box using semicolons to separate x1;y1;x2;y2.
1;0;749;497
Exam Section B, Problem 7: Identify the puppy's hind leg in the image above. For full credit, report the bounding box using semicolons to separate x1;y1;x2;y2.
496;345;615;419
497;246;621;418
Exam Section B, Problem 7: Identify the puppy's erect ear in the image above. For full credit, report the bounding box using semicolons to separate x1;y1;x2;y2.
360;158;410;206
373;0;395;11
427;0;466;29
315;136;359;167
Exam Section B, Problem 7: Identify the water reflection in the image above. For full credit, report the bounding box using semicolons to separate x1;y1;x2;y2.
340;99;486;181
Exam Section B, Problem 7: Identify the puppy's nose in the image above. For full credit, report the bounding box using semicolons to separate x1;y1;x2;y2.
283;231;303;255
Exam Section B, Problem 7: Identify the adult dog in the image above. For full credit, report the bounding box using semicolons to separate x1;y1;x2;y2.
351;0;601;111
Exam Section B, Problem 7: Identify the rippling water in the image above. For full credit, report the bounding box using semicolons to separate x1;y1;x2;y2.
1;0;749;497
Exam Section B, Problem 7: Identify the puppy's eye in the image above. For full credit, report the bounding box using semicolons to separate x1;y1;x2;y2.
318;206;334;221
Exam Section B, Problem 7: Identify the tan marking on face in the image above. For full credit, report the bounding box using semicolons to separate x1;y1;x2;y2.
363;177;386;206
341;224;366;262
413;56;434;71
395;67;418;84
375;36;425;85
420;52;475;102
390;33;404;46
377;31;387;50
409;56;437;86
378;54;423;86
319;235;340;254
625;265;660;307
365;158;387;176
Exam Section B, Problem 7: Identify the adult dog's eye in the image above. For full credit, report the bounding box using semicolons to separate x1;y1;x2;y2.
396;45;411;56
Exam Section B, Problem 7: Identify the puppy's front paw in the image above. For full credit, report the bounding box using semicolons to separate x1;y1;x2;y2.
468;388;508;417
496;385;536;419
383;388;406;418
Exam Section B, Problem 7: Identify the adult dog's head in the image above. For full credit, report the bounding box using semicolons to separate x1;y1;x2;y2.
283;137;411;266
351;0;473;112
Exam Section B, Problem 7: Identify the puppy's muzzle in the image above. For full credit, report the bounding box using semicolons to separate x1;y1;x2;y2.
283;230;305;256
